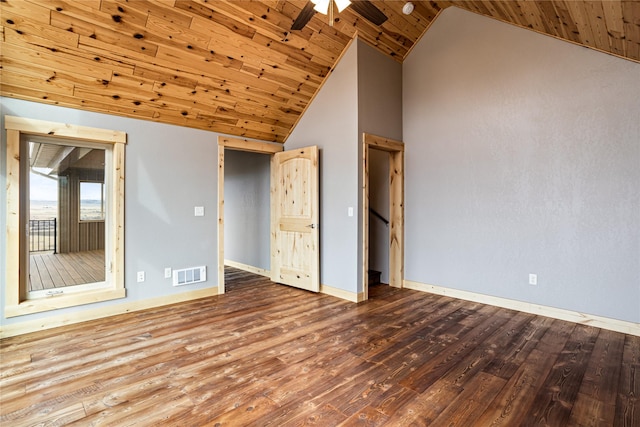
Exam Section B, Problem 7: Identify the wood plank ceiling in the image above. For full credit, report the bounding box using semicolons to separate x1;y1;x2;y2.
1;1;638;143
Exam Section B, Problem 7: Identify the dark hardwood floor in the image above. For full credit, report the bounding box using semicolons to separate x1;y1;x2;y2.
1;268;638;426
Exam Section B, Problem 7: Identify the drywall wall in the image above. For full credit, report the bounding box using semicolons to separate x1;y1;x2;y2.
285;40;360;293
224;150;270;270
0;97;219;326
358;42;402;290
403;8;640;323
357;41;403;141
357;41;403;287
285;39;403;294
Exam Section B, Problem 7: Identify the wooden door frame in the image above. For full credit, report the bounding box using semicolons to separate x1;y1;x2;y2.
216;136;283;294
362;133;405;301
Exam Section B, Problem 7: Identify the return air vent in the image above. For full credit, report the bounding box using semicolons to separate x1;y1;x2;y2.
173;266;206;286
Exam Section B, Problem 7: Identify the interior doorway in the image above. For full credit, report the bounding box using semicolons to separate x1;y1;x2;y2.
368;148;390;287
216;137;283;294
362;133;405;301
223;149;271;280
216;137;320;295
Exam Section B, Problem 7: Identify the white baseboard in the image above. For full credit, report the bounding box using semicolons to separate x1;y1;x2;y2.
0;287;218;339
224;259;270;277
320;283;364;303
404;280;640;337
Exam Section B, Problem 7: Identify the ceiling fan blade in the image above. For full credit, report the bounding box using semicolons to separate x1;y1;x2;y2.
291;1;316;30
349;0;388;26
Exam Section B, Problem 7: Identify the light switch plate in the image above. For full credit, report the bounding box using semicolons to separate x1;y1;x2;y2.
194;206;205;217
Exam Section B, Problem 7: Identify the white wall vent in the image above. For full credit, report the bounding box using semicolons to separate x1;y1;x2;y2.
173;266;206;286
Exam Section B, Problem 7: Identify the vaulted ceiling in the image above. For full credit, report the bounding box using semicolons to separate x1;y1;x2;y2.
1;1;638;142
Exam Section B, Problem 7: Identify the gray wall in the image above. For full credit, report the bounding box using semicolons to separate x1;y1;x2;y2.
403;8;640;323
285;39;403;294
224;150;270;270
357;41;403;141
357;41;403;290
4;7;637;327
286;41;360;293
1;97;219;326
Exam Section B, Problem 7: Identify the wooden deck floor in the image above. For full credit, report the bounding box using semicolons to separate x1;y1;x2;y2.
1;268;638;426
29;250;105;291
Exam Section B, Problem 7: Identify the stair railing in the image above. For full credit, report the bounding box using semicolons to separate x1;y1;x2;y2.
369;208;389;227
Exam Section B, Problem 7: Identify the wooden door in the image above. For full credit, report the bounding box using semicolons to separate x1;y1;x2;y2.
271;146;319;292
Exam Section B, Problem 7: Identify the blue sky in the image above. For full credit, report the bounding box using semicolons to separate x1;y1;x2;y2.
30;173;58;201
30;173;103;201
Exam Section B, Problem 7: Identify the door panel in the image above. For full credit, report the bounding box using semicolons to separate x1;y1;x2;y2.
271;146;319;292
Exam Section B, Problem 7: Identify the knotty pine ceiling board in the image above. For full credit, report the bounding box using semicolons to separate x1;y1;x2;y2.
1;1;638;143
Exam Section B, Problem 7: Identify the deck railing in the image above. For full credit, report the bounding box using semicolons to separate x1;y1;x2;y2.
29;219;57;253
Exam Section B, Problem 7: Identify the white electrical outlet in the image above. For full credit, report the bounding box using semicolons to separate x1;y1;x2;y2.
164;267;172;279
529;273;537;286
137;271;145;283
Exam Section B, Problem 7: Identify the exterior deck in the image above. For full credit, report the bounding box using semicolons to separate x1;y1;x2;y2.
29;250;105;291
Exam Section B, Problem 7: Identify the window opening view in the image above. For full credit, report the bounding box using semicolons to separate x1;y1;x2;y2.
27;139;107;297
80;181;106;221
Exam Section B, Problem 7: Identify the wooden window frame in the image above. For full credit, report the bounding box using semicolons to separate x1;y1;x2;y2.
4;116;126;317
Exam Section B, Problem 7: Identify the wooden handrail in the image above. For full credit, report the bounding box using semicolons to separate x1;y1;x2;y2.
369;208;389;226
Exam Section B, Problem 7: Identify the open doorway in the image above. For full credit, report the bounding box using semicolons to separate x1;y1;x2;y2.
368;148;390;288
5;115;125;318
217;137;320;294
362;133;404;301
216;137;283;294
223;149;271;289
26;136;107;296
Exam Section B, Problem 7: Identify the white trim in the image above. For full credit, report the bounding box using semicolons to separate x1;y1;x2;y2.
404;280;640;337
0;287;218;339
224;259;270;278
320;284;365;303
